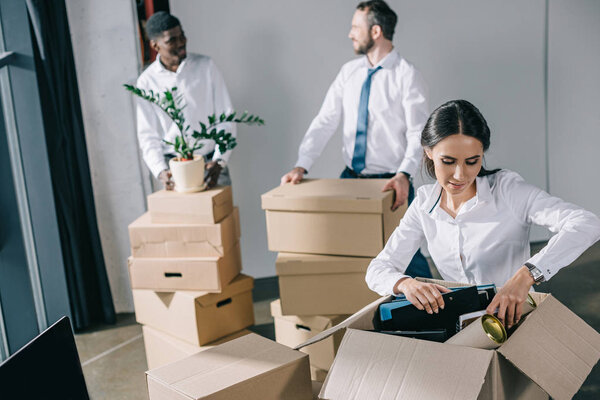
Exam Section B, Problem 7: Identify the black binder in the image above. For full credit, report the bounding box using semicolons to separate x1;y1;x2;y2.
376;286;482;334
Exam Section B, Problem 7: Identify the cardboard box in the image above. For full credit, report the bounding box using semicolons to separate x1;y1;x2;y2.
133;274;255;346
276;252;381;315
128;242;242;292
271;299;346;371
261;179;406;257
148;186;233;224
142;325;252;370
310;367;327;384
146;333;313;400
129;207;240;258
298;279;600;400
312;381;323;399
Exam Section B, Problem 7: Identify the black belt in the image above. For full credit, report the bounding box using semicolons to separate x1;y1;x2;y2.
344;166;395;179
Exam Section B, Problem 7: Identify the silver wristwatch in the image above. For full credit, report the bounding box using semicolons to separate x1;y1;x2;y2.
525;262;545;285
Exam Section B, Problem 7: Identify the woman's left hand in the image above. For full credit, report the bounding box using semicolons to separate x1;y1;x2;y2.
486;266;535;329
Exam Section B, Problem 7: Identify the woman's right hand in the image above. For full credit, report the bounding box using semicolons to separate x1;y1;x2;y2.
395;277;452;314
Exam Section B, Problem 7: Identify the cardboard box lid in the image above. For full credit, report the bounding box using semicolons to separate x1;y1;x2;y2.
498;294;600;400
129;207;239;241
146;333;308;399
320;329;493;400
270;299;346;332
276;253;371;276
261;179;393;214
150;185;232;207
162;274;253;307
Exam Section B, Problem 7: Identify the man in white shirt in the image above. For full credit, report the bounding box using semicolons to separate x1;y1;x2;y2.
280;0;431;278
136;12;235;190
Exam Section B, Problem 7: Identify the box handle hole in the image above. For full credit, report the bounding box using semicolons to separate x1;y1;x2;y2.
217;298;232;308
164;272;182;278
296;324;311;332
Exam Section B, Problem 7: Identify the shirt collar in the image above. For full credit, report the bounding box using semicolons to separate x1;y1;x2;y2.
420;174;495;215
155;54;187;74
362;49;399;70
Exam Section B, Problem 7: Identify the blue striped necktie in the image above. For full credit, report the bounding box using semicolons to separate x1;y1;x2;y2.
351;65;382;173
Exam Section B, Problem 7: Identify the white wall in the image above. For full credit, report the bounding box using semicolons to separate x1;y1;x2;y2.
172;0;553;278
548;0;600;216
66;1;599;307
66;0;147;312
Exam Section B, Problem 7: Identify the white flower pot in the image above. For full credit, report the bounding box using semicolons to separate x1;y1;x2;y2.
169;156;206;193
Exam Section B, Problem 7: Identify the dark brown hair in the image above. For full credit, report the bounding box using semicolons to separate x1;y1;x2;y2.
421;100;500;178
356;0;397;41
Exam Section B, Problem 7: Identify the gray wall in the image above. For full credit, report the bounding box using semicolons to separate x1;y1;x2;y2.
66;0;147;312
548;0;600;212
66;1;600;309
172;0;569;278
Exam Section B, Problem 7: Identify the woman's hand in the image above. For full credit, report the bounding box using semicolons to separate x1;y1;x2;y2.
395;277;452;314
486;266;535;329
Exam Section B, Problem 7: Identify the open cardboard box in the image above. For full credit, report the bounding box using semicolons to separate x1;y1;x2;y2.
296;278;600;400
129;207;240;258
276;252;381;315
261;179;406;257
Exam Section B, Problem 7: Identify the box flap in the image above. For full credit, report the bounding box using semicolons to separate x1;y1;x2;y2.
157;274;252;308
270;299;345;332
295;295;389;350
276;252;371;276
261;179;392;213
498;295;600;400
320;329;493;400
194;273;253;307
146;333;307;399
129;211;237;255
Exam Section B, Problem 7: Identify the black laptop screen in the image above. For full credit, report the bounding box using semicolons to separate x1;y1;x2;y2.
0;316;89;399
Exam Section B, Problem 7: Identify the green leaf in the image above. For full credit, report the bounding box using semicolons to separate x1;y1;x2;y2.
226;112;236;121
208;114;216;125
219;112;226;122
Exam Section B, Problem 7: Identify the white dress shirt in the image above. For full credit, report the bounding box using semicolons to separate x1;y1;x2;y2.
295;50;428;176
136;54;236;177
366;170;600;295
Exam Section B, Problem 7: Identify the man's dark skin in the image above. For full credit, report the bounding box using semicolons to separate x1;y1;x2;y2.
151;25;223;190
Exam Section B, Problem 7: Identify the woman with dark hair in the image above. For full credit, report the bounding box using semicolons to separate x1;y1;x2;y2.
366;99;600;329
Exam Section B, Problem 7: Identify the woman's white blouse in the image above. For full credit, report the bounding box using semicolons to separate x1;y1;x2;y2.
366;170;600;296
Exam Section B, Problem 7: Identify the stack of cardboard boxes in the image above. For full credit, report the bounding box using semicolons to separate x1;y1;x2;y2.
261;179;407;381
127;186;255;369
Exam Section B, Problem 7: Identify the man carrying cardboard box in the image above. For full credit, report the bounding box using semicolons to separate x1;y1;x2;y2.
280;0;431;278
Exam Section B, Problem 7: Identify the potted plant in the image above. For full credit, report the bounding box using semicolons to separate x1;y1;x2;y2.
124;84;264;192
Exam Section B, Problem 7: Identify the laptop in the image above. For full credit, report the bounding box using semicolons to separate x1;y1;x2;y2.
0;316;89;399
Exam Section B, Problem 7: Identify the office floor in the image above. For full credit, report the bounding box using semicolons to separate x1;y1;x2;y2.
75;242;600;400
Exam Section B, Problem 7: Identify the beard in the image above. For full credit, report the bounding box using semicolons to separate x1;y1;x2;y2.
354;36;375;55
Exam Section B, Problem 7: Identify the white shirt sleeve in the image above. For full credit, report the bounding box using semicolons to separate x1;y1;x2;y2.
208;60;236;163
499;172;600;280
397;64;428;176
295;69;345;172
135;89;169;178
365;199;426;296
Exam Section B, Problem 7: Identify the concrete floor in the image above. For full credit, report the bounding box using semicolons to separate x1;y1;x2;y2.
75;242;600;399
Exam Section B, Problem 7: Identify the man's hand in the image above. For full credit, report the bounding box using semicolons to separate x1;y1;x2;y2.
395;277;452;314
158;169;174;191
204;161;223;189
280;167;306;186
382;172;410;211
486;266;534;329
